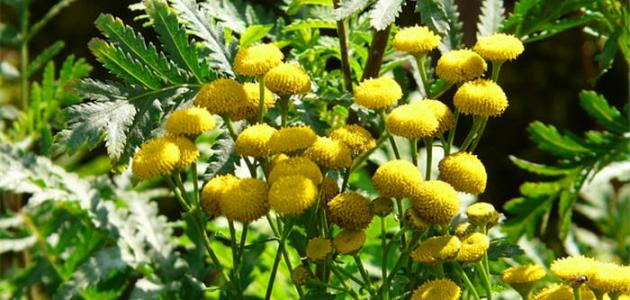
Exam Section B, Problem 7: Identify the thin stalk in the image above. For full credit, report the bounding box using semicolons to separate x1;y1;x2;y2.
453;263;481;300
424;138;433;180
410;138;418;166
380;217;389;300
228;220;244;300
445;108;460;154
280;96;289;127
395;199;406;250
330;264;360;300
573;286;582;300
174;173;191;202
165;176;191;211
333;0;353;93
257;76;266;122
265;231;287;300
461;117;482;151
490;61;503;82
191;162;200;206
469;117;488;153
20;31;29;110
352;255;377;297
307;279;346;292
223;116;257;176
478;261;493;300
237;224;249;262
341;167;351;192
379;110;400;159
330;263;363;285
432;82;454;99
416;54;430;97
361;25;391;81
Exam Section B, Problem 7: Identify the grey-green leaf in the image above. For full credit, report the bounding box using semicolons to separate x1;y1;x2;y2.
476;0;504;38
369;0;404;31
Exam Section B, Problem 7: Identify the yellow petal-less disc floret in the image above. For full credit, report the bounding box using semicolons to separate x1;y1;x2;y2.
264;63;311;96
392;26;441;55
424;99;455;137
269;175;318;215
230;82;275;121
165;107;216;137
550;256;598;283
200;174;238;218
170;136;199;169
453;79;508;117
467;202;499;227
220;178;269;223
354;77;402;109
327;192;373;230
502;264;546;284
233;43;284;76
268;126;317;154
304;137;353;170
436;49;487;83
438;152;487;195
474;33;524;62
372;160;423;199
589;262;630;296
194;79;248;115
235;123;277;158
411;278;461;300
386;102;440;139
411;180;460;225
291;265;311;286
330;124;376;158
456;232;490;262
268;156;323;184
532;284;596;300
306;237;332;262
333;229;366;255
320;176;340;207
132;137;181;180
411;235;461;264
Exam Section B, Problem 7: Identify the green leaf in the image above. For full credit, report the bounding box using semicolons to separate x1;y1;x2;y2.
523;14;600;42
557;189;576;239
579;90;628;134
509;155;573;176
369;0;404;31
287;0;333;15
202;0;276;34
26;40;64;78
239;24;272;47
0;23;19;46
417;0;463;52
285;19;337;31
503;196;554;240
203;124;242;179
487;238;524;260
28;0;79;38
334;0;370;20
527;121;591;158
476;0;504;38
0;236;36;254
594;32;619;79
519;181;562;198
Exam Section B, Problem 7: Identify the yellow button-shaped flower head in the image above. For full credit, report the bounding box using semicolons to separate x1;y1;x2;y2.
165;107;216;137
269;175;318;215
589;262;630;296
438;152;487;195
411;278;461;300
268;126;317;154
333;229;365;255
386;101;439;139
220;178;269;223
550;256;598;283
392;26;441;55
330;124;376;158
194;79;248;115
235;123;277;158
436;49;487;83
233;43;284;76
354;77;402;109
291;266;311;286
264;63;311;96
424;99;455;137
474;33;524;62
306;237;332;262
411;180;460;225
200;174;238;218
454;79;508;117
327;192;373;230
411;235;461;264
456;232;490;262
230;82;275;121
268;156;323;184
501;264;547;296
304;137;353;170
372;160;423;199
466;202;499;227
132;137;181;180
320;176;340;207
170;136;199;169
533;284;596;300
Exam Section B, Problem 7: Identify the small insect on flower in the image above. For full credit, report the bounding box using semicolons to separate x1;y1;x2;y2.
233;43;284;76
435;49;487;83
410;278;462;300
392;26;441;56
550;255;598;283
354;77;402;109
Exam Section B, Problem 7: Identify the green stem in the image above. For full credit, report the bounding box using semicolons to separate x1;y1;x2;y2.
424;138;433;180
165;176;191;211
410;138;418;166
478;261;493;300
258;76;266;123
445;108;460;155
20;29;29;110
416;54;430;97
330;263;363;285
573;286;582;300
379;110;400;159
490;61;503;82
353;255;377;297
461;117;482;151
265;229;287;300
432;82;455;99
469;117;488;153
380;217;389;300
330;264;360;300
453;263;481;300
228;220;244;300
191;162;200;206
280;96;289;127
341;167;351;192
395;199;406;251
223;116;257;176
238;224;249;262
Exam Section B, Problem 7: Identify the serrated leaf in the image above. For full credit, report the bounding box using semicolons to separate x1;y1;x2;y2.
285;19;337;31
509;155;573;176
203;124;243;179
417;0;463;52
369;0;404;31
487;238;524;260
519;181;562;198
335;0;370;20
26;40;64;78
579;90;628;134
239;24;272;47
527;121;591;158
105;102;136;160
476;0;504;38
503;196;554;240
557;189;576;239
594;33;619;79
202;0;276;33
287;0;333;15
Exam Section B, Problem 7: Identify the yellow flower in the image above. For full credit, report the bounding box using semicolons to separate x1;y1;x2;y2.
235;123;277;158
268;156;323;185
424;99;455;137
329;124;376;158
371;197;393;217
386;102;439;139
165;107;216;137
466;202;499;227
454;222;476;237
194;79;248;115
550;256;598;283
411;180;460;225
436;49;487;83
456;232;489;262
291;265;311;286
306;237;332;262
392;26;441;55
268;126;317;154
220;178;269;223
501;264;546;296
233;43;284;76
411;278;461;300
200;174;238;218
333;229;366;255
474;33;524;62
327;192;373;230
269;175;318;215
589;262;630;295
304;137;353;170
405;208;429;231
320;176;340;207
372;160;423;199
132;137;181;180
411;235;461;264
230;82;275;121
354;77;402;109
453;79;508;117
532;284;596;300
171;136;199;169
264;63;311;96
438;152;487;195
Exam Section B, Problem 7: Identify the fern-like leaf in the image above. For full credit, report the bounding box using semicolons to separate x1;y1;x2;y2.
369;0;404;31
335;0;370;20
476;0;504;38
417;0;463;52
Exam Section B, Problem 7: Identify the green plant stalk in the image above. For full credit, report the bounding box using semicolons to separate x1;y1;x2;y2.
265;229;287;300
307;279;346;292
223;116;258;176
461;117;483;151
280;96;289;127
469;117;488;152
424;138;433;180
490;61;503;82
453;263;481;300
341;132;391;191
410;138;418;166
352;255;377;297
573;286;582;300
445;108;460;154
395;199;407;251
329;262;363;285
380;216;389;300
228;220;244;300
330;264;360;300
258;76;266;123
20;23;29;111
378;110;400;159
416;54;430;97
237;224;249;263
478;261;493;300
165;175;192;211
333;0;353;93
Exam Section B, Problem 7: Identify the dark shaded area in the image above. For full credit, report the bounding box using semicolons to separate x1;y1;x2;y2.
16;0;630;209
